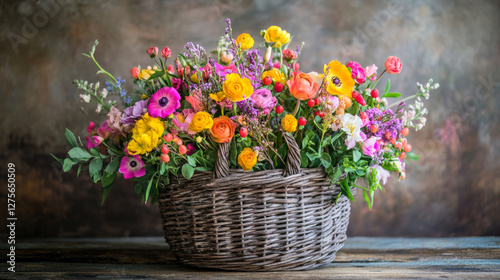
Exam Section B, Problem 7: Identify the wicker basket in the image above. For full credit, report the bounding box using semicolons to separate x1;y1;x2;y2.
158;134;352;271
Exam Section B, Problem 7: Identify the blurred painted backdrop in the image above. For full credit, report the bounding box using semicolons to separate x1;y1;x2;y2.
1;0;499;238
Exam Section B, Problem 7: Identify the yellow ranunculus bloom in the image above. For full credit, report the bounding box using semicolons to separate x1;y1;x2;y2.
261;68;286;85
189;111;214;132
190;72;200;84
264;26;290;48
281;114;298;133
324;60;355;99
138;69;155;80
127;113;165;155
238;147;257;171
236;33;255;50
222;73;254;102
209;91;226;102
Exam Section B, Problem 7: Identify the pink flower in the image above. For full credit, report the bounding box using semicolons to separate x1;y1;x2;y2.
107;106;123;136
87;121;95;134
214;63;238;77
362;137;381;156
185;90;204;112
86;135;103;151
347;61;366;84
161;46;171;59
286;71;319;101
171;109;196;135
186;143;196;156
250;88;277;110
130;67;139;79
365;64;378;81
148;87;181;118
384;56;403;74
282;49;297;61
147;47;158;58
371;164;390;185
167;65;174;74
97;121;113;140
119;155;146;179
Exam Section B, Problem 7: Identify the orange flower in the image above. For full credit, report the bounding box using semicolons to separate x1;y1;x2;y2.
210;116;237;143
286;71;319;101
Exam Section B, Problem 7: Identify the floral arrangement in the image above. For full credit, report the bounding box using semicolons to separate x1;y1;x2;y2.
55;19;438;208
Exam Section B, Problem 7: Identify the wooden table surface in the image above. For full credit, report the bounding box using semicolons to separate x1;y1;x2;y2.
2;237;499;279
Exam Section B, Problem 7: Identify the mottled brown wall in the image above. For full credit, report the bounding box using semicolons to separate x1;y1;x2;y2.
1;0;499;238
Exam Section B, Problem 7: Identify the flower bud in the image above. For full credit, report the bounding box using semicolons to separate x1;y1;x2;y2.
220;51;234;64
161;46;171;59
147;47;158;58
264;46;272;63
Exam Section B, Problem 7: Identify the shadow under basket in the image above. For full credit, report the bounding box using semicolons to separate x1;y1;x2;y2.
158;167;352;271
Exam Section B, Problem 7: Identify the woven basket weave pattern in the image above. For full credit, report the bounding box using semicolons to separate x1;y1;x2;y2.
158;168;351;271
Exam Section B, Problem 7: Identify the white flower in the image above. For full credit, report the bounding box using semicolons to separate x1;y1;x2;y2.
101;88;108;98
96;104;102;113
372;165;390;185
415;123;424;130
341;113;363;149
264;46;272;63
80;94;91;103
389;157;403;172
420;117;427;126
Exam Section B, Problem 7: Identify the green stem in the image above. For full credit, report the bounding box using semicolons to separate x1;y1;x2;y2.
318;129;326;154
292;99;301;117
370;69;386;90
386;94;418;109
233;102;237;116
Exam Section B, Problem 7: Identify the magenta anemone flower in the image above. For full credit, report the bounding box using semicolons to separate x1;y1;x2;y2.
148;87;181;118
119;155;146;179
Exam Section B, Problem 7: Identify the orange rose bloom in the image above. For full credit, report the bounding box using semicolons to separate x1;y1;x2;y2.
210;116;237;143
286;71;319;101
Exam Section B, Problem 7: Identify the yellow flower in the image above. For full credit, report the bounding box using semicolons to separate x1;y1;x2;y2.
222;73;254;102
127;113;165;155
281;114;298;133
138;69;155;80
261;68;286;85
324;60;355;98
190;72;200;84
189;111;214;132
236;33;255;50
209;91;226;102
263;26;290;48
238;148;257;171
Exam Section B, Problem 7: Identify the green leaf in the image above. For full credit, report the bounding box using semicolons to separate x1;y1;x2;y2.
63;158;77;172
383;92;402;98
77;164;82;177
160;162;167;175
101;172;116;188
194;166;210;172
64;129;78;147
353;150;362;162
406;151;420;161
50;153;63;164
181;163;194;179
148;70;165;81
363;189;373;210
90;148;101;158
89;158;103;182
332;165;342;182
320;153;332;169
68;147;92;161
300;151;309;168
187;156;196;167
384;78;391;94
144;175;155;204
340;179;355;201
104;157;120;174
101;185;113;205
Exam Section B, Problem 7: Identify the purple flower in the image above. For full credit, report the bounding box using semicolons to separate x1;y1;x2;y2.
148;87;181;118
237;98;259;118
119;155;146;179
121;100;148;125
250;88;277;110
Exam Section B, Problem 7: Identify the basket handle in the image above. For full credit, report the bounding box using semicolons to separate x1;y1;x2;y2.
213;133;302;179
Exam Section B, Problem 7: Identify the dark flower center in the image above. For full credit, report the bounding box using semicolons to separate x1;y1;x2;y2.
159;97;169;107
130;160;137;168
332;76;342;87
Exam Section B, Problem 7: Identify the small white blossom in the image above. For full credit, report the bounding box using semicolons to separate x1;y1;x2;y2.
101;88;108;98
80;94;91;103
96;104;102;113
